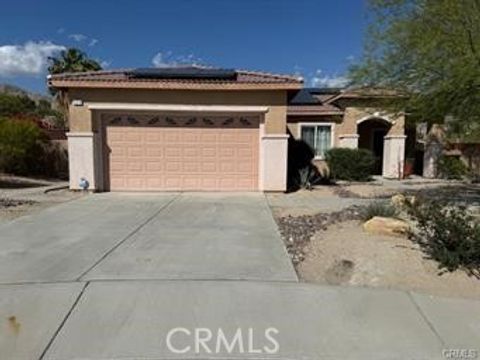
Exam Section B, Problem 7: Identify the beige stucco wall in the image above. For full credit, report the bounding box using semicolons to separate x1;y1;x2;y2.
68;88;287;135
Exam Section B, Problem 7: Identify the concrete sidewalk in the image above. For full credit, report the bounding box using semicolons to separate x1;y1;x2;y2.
2;281;479;360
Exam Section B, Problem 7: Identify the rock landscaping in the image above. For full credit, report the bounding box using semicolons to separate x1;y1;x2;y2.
363;216;410;237
0;198;36;208
276;206;363;265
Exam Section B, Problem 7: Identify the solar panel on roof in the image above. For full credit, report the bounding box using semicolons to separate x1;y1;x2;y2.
306;87;344;94
129;67;237;80
289;89;319;104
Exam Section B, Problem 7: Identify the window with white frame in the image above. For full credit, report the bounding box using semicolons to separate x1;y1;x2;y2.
300;123;333;158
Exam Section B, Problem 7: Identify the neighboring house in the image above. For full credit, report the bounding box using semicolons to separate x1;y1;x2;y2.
421;123;480;178
48;67;406;192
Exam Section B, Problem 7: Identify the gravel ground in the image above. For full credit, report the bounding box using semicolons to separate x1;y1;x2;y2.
275;206;364;265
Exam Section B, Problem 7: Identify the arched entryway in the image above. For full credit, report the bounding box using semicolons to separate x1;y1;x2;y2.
357;117;392;175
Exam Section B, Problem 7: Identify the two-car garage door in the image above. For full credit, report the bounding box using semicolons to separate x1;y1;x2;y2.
103;114;259;191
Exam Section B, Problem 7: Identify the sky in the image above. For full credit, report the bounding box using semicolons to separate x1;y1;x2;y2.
0;0;368;94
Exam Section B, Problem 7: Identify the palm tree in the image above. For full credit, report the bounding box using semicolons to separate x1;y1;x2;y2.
48;48;101;74
48;48;102;127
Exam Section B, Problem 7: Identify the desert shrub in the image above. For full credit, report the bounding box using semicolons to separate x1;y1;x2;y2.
41;142;69;179
325;148;375;181
0;118;47;175
407;200;480;277
293;165;331;190
287;135;332;191
437;155;468;180
361;201;399;221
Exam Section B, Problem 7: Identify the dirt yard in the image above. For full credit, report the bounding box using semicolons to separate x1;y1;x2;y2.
297;220;480;299
0;174;83;223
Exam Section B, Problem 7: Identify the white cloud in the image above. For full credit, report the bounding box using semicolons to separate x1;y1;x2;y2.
100;60;111;68
0;41;65;76
88;38;99;47
152;51;204;68
67;33;99;47
68;33;87;42
293;64;303;78
310;69;349;88
57;28;65;34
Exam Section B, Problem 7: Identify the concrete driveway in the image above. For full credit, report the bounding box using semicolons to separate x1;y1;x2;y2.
0;192;296;284
1;193;479;360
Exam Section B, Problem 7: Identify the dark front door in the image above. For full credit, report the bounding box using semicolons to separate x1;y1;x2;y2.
373;129;388;174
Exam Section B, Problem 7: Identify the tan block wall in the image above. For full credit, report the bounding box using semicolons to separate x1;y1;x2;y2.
68;89;287;134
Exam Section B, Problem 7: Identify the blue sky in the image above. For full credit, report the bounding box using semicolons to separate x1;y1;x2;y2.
0;0;367;94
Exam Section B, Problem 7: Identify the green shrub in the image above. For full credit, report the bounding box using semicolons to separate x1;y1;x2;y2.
325;148;375;181
407;200;480;277
0;118;47;175
437;155;468;180
361;201;399;221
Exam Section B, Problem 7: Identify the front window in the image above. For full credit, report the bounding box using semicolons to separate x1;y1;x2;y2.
300;124;332;158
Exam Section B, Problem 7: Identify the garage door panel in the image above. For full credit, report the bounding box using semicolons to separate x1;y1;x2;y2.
164;132;179;142
146;148;163;157
110;160;126;172
237;161;254;173
124;132;142;142
145;161;163;172
183;147;198;157
200;133;217;142
202;147;216;157
165;162;182;172
183;132;200;142
200;162;216;173
219;133;236;143
238;147;254;157
145;133;161;142
165;147;181;157
127;147;143;157
219;162;235;172
183;162;199;172
105;114;259;191
126;162;143;172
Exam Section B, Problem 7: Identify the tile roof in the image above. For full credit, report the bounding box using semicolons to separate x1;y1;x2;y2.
48;67;303;90
287;104;344;116
287;87;344;116
324;87;401;104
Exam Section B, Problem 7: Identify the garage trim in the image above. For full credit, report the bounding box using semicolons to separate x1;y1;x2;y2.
88;103;269;113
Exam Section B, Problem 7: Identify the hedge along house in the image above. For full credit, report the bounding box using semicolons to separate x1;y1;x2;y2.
48;67;406;192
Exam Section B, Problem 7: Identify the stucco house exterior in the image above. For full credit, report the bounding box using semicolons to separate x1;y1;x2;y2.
48;67;406;192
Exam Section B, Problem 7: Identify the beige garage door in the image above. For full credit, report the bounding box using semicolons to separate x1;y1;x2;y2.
104;114;259;191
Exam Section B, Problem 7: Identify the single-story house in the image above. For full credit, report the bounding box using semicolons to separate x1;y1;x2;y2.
48;66;406;192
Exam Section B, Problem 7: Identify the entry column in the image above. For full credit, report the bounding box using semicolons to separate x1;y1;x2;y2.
382;135;406;179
